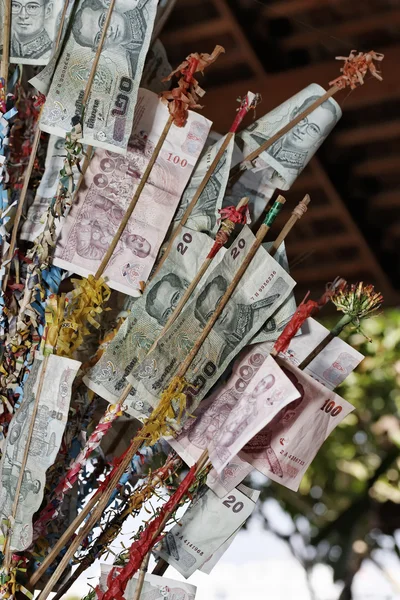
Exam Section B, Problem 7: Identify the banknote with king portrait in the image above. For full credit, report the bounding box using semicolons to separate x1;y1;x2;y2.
53;88;211;296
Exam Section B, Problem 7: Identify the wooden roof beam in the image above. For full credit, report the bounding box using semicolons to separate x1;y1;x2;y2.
263;0;336;18
354;156;400;177
282;10;400;50
161;17;230;45
335;120;400;147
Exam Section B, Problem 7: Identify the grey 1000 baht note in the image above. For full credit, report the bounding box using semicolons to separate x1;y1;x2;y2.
240;359;354;492
155;483;259;578
126;225;295;423
0;354;80;550
172;133;235;236
237;83;342;190
83;227;225;416
21;135;79;241
99;566;197;600
0;0;65;65
39;0;158;153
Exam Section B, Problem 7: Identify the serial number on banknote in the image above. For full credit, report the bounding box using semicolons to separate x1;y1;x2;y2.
174;534;205;557
250;271;277;301
279;451;305;467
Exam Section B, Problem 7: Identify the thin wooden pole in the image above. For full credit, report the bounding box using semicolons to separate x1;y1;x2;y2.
3;355;50;571
1;0;12;88
94;116;174;280
81;0;116;107
132;552;151;600
269;193;310;255
176;196;286;378
151;196;249;343
149;131;235;281
54;0;70;51
229;86;339;184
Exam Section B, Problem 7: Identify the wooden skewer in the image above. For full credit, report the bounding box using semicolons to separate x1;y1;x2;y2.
1;0;12;89
151;91;258;282
149;194;312;581
2;125;41;291
81;0;116;107
31;197;285;593
54;0;70;51
3;355;50;571
93;115;174;280
132;552;151;600
176;195;286;379
151;132;235;281
229;86;339;185
150;196;249;345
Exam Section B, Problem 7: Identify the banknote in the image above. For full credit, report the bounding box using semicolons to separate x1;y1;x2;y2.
155;483;259;578
172;134;235;236
237;84;342;190
20;135;79;241
223;140;275;222
53;89;211;295
239;358;354;491
199;356;300;474
84;227;224;413
0;0;65;65
126;226;296;421
39;0;158;152
0;353;80;550
272;316;364;390
250;241;297;345
168;350;297;494
200;483;262;572
141;39;171;94
99;565;197;600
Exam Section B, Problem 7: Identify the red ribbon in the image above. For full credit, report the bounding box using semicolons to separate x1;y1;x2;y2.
273;277;346;355
206;205;249;259
98;466;197;600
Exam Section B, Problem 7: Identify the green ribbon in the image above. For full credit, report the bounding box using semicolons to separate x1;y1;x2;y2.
263;200;283;227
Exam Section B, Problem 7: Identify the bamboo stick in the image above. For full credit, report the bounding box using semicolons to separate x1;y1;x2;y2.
151;132;235;280
298;313;352;370
1;0;12;88
151;91;259;281
31;199;285;596
132;552;151;600
149;193;312;580
151;196;249;342
228;87;339;185
2;126;41;291
93;115;174;280
176;195;286;379
3;355;50;571
81;0;116;107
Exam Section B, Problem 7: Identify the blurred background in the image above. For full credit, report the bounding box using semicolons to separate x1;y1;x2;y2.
65;2;400;598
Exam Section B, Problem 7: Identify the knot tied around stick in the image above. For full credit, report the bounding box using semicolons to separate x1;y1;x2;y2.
160;45;225;127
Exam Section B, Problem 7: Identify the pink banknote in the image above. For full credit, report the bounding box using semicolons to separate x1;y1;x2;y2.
54;88;211;296
239;358;355;491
